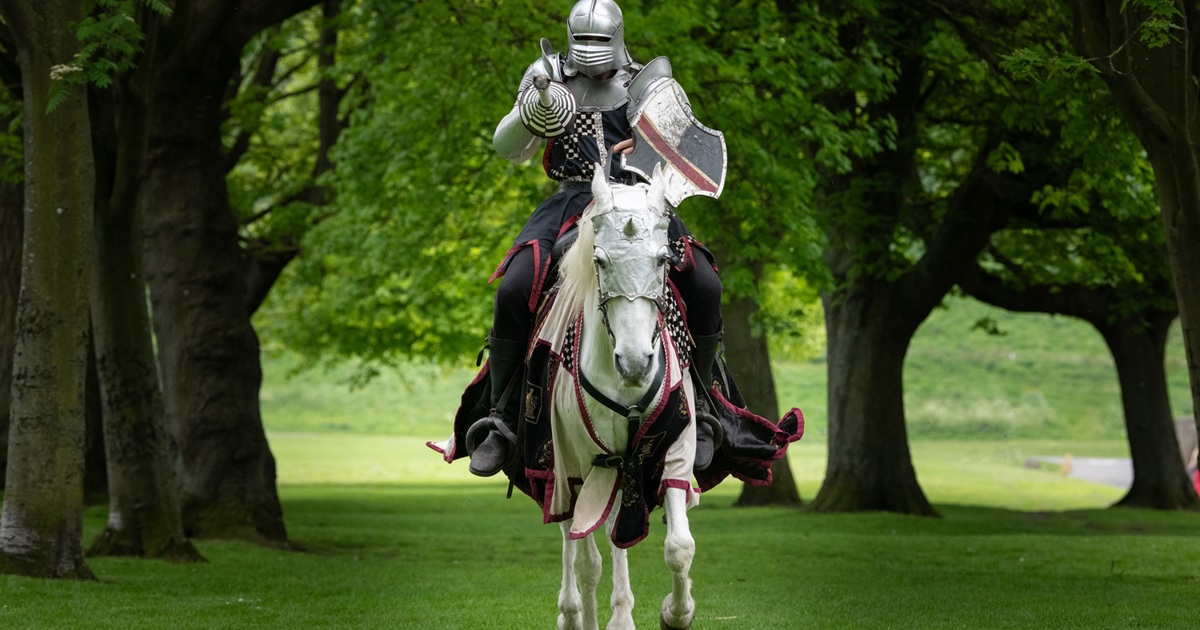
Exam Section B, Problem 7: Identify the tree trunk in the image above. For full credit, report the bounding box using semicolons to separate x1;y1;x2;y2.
1069;0;1200;437
82;338;107;505
0;0;95;580
141;7;291;546
810;287;936;515
1102;315;1200;509
143;96;286;546
725;293;802;507
0;113;21;489
1146;147;1200;444
86;58;204;560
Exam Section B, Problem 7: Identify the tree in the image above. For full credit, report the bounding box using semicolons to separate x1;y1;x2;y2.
0;42;19;488
974;26;1198;509
0;0;95;579
85;2;203;560
727;290;802;506
962;252;1196;509
1067;0;1200;433
802;1;1098;514
809;5;964;514
640;0;829;507
140;0;323;545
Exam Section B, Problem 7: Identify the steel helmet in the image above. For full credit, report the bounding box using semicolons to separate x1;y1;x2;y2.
565;0;632;77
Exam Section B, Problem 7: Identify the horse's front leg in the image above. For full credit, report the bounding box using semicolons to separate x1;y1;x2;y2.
576;530;603;630
559;521;583;630
559;522;603;630
659;487;696;629
606;537;635;630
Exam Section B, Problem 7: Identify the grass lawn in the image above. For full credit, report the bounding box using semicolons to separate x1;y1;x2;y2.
3;296;1196;627
3;435;1198;629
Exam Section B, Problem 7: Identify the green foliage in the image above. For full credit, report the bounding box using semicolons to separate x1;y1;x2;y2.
251;0;1179;379
1000;47;1096;82
256;0;556;367
1125;0;1185;48
757;265;825;361
982;3;1174;324
46;0;172;112
643;0;893;291
224;9;333;247
1003;0;1184;81
986;141;1025;174
254;0;912;368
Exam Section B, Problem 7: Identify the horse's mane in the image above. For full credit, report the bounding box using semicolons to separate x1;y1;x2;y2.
556;202;601;318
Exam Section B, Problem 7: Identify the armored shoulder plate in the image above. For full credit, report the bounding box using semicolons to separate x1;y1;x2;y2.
626;56;673;120
620;61;728;204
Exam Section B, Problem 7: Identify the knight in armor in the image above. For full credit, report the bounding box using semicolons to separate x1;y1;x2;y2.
466;0;725;477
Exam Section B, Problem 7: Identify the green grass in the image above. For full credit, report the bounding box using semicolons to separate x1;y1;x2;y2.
261;295;1193;444
259;358;477;438
4;296;1195;627
1;436;1197;629
903;297;1193;440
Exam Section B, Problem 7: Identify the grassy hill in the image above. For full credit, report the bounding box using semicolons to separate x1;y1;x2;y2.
260;296;1193;443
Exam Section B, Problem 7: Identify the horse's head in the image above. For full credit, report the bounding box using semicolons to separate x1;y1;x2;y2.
587;164;673;387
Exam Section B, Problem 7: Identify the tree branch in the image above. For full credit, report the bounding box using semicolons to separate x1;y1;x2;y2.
225;42;282;172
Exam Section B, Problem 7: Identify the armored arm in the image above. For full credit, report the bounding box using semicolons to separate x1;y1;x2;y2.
494;50;574;163
494;106;541;164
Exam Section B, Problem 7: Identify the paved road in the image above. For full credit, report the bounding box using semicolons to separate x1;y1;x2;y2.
1029;456;1133;489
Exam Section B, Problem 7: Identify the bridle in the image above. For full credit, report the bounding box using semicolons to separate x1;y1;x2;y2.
589;208;678;346
593;264;672;347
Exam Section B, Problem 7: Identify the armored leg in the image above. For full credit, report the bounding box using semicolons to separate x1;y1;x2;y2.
467;335;527;477
690;331;722;471
467;246;540;477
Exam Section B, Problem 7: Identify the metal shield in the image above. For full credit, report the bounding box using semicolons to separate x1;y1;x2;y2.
621;76;727;205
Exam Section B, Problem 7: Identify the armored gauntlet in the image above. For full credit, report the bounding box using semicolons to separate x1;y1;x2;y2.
518;76;576;138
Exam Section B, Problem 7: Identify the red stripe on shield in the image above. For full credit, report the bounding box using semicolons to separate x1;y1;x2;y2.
635;116;718;194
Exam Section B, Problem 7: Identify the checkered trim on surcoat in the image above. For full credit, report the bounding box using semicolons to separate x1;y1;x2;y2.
547;111;609;182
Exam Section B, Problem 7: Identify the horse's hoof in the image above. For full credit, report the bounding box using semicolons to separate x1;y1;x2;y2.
660;600;694;630
659;612;691;630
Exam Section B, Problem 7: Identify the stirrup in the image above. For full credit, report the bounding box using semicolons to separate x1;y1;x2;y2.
465;412;517;456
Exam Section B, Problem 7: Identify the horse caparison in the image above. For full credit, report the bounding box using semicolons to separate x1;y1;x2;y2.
547;164;698;630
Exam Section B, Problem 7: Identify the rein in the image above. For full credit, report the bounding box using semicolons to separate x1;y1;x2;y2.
578;344;666;469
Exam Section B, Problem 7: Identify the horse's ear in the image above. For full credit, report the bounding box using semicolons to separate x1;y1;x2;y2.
648;163;668;213
591;163;612;209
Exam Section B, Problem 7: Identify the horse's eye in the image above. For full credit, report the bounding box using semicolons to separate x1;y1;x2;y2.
593;249;610;269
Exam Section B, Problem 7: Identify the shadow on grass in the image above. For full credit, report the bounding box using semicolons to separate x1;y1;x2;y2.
10;481;1187;629
276;482;1200;548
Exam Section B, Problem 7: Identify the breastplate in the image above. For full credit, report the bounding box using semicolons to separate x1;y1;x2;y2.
566;69;633;112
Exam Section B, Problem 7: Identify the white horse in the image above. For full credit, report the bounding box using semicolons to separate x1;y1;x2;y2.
539;164;698;630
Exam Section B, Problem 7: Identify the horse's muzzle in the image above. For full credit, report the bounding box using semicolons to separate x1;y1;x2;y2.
615;351;657;386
